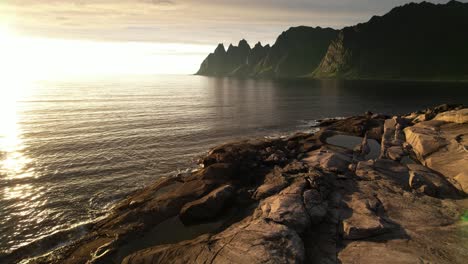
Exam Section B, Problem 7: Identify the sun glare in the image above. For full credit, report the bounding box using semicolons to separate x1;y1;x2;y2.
0;26;211;81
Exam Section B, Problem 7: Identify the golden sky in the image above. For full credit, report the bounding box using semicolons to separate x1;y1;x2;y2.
0;0;452;76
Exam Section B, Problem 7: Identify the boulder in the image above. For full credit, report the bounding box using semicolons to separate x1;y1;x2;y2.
256;181;311;233
304;147;353;173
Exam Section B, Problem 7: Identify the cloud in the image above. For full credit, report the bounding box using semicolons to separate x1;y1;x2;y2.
0;0;455;46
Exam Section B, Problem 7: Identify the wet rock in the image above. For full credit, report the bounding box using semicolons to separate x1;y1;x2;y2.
179;184;235;224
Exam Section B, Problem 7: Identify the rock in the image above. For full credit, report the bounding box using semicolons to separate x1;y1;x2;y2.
380;117;409;160
324;116;385;140
304;147;353;173
404;116;468;194
407;164;459;198
353;133;370;159
341;196;393;240
373;159;410;187
179;184;235;224
355;160;380;180
265;150;287;164
256;181;311;233
433;108;468;124
303;189;328;224
387;146;405;161
404;121;449;158
122;218;305;264
253;169;289;200
281;160;309;174
189;163;236;182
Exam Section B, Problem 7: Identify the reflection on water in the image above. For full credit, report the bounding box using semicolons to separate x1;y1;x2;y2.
0;80;35;180
0;75;467;259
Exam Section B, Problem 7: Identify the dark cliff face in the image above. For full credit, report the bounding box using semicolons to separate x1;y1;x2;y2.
197;40;252;76
313;0;468;80
196;27;338;78
197;1;468;80
255;26;338;78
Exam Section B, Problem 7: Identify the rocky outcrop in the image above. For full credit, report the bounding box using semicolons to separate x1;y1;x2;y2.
7;105;467;264
404;108;468;194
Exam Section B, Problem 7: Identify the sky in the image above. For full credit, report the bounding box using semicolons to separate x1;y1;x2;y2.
0;0;454;77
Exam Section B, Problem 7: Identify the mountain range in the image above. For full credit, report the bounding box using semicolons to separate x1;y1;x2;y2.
196;1;468;80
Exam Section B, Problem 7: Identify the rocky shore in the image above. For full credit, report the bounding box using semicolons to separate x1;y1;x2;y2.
8;105;468;264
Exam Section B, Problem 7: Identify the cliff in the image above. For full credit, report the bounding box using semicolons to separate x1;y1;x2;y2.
313;0;468;80
197;26;338;78
197;1;468;80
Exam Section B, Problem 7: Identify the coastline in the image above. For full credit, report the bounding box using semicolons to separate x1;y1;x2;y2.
5;104;468;264
194;73;468;83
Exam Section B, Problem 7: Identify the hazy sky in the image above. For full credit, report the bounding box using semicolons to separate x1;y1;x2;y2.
0;0;456;77
1;0;453;45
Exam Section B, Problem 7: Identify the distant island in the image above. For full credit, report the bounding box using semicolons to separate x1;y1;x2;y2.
197;1;468;80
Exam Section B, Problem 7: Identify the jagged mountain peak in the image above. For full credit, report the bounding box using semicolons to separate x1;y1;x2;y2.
214;43;226;54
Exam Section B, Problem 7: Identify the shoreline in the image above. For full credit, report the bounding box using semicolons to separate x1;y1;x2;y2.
194;74;468;83
5;104;468;264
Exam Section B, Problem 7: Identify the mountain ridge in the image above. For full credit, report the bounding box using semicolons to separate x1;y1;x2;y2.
196;0;468;81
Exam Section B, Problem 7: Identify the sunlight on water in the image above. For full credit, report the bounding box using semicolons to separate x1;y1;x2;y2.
0;82;35;180
0;26;36;180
